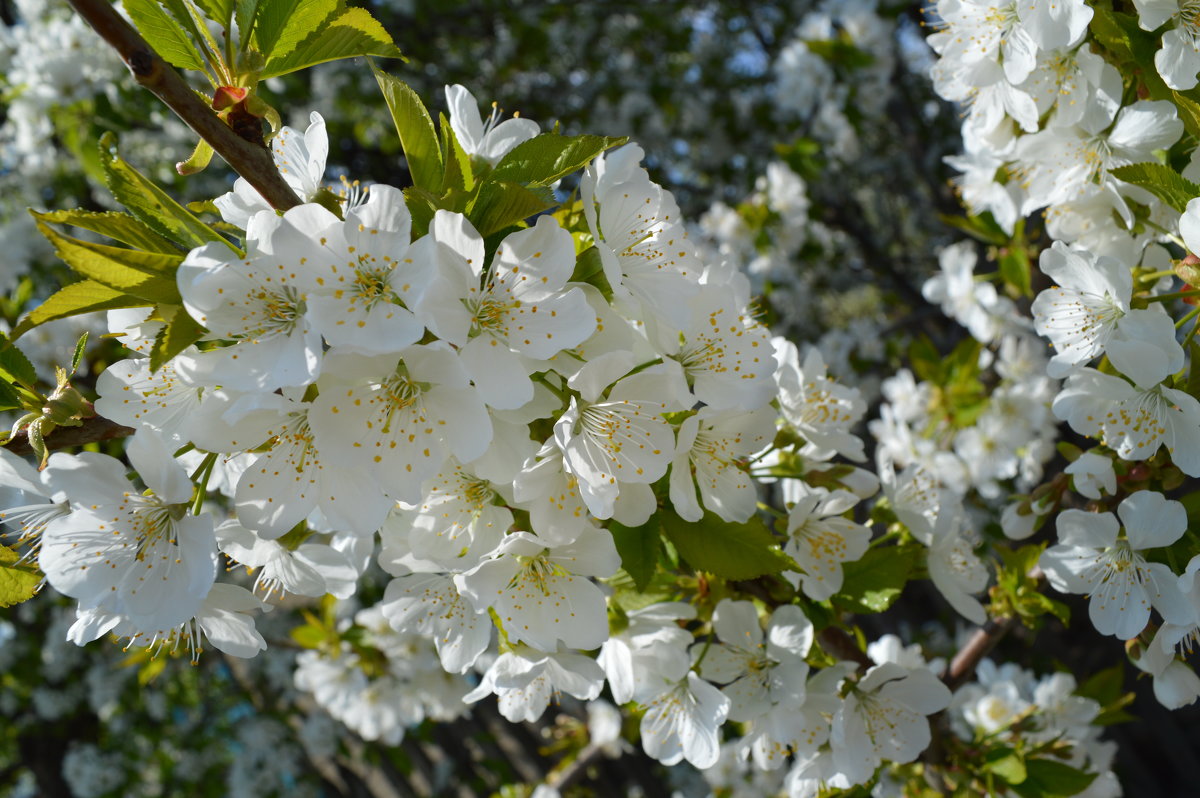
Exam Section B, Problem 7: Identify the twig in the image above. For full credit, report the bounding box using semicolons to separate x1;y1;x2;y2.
818;626;872;670
545;744;606;792
66;0;301;211
3;416;134;457
942;617;1019;691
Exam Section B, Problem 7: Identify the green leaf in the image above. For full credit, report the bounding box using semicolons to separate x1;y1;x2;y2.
260;7;404;79
290;623;326;649
937;212;1008;246
609;515;661;592
34;220;182;304
235;0;261;42
0;379;23;412
12;280;152;338
833;545;919;614
0;546;40;608
31;209;179;254
469;180;556;238
122;0;206;71
1091;10;1167;79
439;112;473;195
984;749;1027;785
803;37;875;69
1009;759;1098;798
908;334;942;383
376;70;443;193
1076;663;1125;709
71;332;90;374
253;0;333;60
0;330;37;387
491;133;628;187
403;186;440;239
177;137;216;176
193;0;235;27
660;511;794;581
149;308;207;372
1108;163;1200;213
100;134;237;253
998;245;1032;298
138;655;168;685
1188;341;1200;400
1172;90;1200;139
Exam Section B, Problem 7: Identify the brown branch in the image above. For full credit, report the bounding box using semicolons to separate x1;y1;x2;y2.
818;626;872;670
3;416;135;457
942;617;1019;691
546;744;606;792
67;0;301;211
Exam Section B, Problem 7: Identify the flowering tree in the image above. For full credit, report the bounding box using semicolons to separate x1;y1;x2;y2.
5;0;1200;795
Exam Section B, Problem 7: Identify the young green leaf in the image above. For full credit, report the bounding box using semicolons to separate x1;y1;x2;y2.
0;330;37;387
31;209;179;254
998;245;1032;297
403;186;440;239
12;280;152;338
149;307;207;372
660;511;794;581
122;0;206;71
833;545;919;614
491;133;628;187
71;332;90;374
1009;759;1098;798
439;112;473;195
0;378;23;412
376;70;444;193
260;8;404;79
468;180;555;238
34;221;183;304
0;546;40;608
609;514;661;592
100;134;238;252
235;0;262;43
252;0;333;61
193;0;235;29
1108;163;1200;213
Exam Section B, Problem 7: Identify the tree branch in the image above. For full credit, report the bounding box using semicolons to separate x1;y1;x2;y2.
3;417;134;457
942;616;1019;691
67;0;301;211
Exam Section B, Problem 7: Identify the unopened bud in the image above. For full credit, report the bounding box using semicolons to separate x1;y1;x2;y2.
1176;255;1200;288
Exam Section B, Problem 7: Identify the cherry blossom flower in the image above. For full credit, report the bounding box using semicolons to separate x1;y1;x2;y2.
830;662;952;785
455;530;619;652
1041;491;1193;639
774;339;866;462
637;672;730;769
669;406;776;523
215;112;329;228
38;432;217;632
445;84;539;166
783;485;871;601
464;645;605;723
1031;241;1131;378
698;600;813;722
380;571;490;673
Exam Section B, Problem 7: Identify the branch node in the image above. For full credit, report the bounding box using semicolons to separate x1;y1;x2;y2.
128;48;155;77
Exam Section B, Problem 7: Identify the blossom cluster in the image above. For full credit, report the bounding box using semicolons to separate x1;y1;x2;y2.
0;89;960;789
928;0;1200;708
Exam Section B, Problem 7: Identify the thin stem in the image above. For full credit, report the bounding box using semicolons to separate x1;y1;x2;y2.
1183;312;1200;350
1143;288;1200;304
191;452;217;515
67;0;300;210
